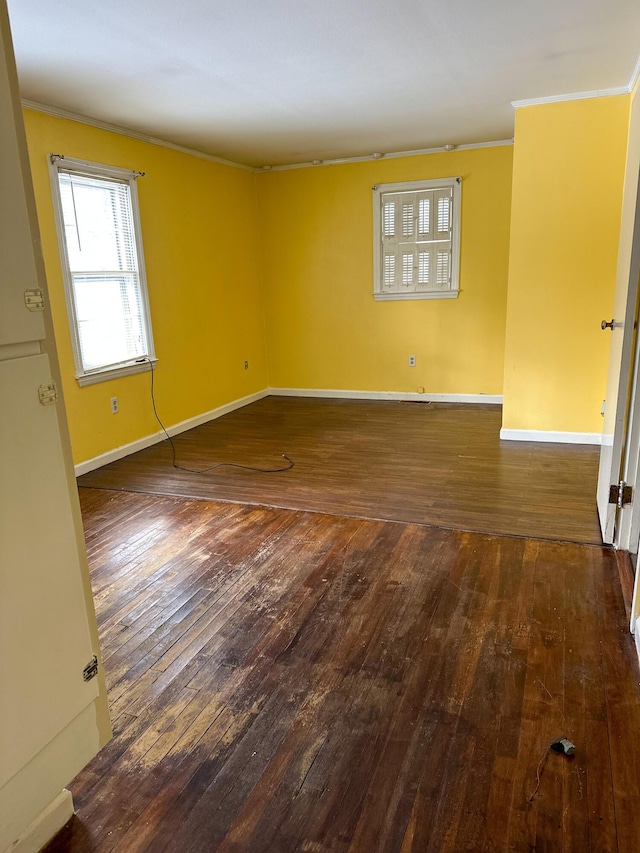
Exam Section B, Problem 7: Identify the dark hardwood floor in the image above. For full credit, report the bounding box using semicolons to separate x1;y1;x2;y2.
44;489;640;853
78;397;602;545
45;400;634;850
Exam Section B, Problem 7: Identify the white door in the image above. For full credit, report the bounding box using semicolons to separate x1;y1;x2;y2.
597;157;640;543
0;0;108;800
0;355;100;787
0;0;44;350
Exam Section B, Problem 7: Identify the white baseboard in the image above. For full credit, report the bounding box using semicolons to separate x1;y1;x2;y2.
75;389;269;476
634;617;640;667
269;387;503;405
499;428;602;446
75;386;504;477
8;789;73;853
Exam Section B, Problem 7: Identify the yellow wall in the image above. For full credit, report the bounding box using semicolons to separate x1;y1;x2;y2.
502;95;630;434
24;109;267;464
24;94;635;460
257;146;513;395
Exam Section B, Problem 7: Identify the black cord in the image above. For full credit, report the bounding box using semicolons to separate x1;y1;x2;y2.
138;358;293;475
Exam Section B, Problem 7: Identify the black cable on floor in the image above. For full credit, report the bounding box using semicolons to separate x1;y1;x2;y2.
138;358;294;475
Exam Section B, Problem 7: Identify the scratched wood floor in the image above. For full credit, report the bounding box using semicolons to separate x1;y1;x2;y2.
78;397;602;545
44;489;640;853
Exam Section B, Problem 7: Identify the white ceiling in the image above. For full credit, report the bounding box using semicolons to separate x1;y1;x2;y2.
6;0;640;167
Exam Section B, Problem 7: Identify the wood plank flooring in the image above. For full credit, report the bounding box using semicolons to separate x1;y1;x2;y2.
78;397;602;545
44;489;640;853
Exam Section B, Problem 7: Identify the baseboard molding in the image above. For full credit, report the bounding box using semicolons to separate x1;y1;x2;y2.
74;389;269;476
75;386;504;477
269;387;503;405
499;428;602;446
634;617;640;668
9;789;73;853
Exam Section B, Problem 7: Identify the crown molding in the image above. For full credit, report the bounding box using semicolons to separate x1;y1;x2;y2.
512;86;630;109
20;99;252;171
18;46;640;168
630;53;640;95
255;138;514;173
20;99;512;173
512;54;640;108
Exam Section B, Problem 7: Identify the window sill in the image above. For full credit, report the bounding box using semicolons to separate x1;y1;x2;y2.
76;358;157;387
374;290;459;302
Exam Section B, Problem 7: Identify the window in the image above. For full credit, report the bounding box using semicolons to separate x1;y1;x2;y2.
49;155;155;385
373;177;461;301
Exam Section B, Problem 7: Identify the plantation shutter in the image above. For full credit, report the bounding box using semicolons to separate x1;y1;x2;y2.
379;185;455;294
381;195;398;291
416;189;434;290
58;171;148;372
433;187;452;290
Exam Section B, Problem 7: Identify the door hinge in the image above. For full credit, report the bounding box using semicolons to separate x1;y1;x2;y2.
38;382;57;406
609;481;633;509
24;288;44;311
83;655;99;682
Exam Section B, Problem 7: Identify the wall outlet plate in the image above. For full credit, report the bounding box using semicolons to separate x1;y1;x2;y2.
408;355;416;366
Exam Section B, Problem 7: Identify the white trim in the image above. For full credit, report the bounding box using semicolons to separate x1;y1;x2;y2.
269;387;503;404
74;389;269;475
50;155;141;182
373;177;461;299
75;387;502;476
372;178;460;194
76;357;158;387
632;571;640;635
633;616;640;665
22;98;514;172
48;155;157;384
499;427;602;445
22;99;251;172
8;789;74;853
512;87;629;109
374;291;459;301
257;139;514;172
630;54;640;94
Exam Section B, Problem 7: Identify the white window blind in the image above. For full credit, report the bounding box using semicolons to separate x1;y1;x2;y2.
373;178;461;301
50;157;155;383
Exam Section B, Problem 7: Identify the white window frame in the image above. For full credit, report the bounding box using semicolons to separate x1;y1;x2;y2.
372;177;461;301
48;155;156;386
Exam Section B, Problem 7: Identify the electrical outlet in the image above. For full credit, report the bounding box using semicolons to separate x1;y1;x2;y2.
110;397;119;414
417;385;425;394
244;360;249;370
408;355;416;367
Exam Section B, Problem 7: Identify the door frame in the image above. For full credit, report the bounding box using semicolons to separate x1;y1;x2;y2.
597;82;640;544
602;85;640;634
